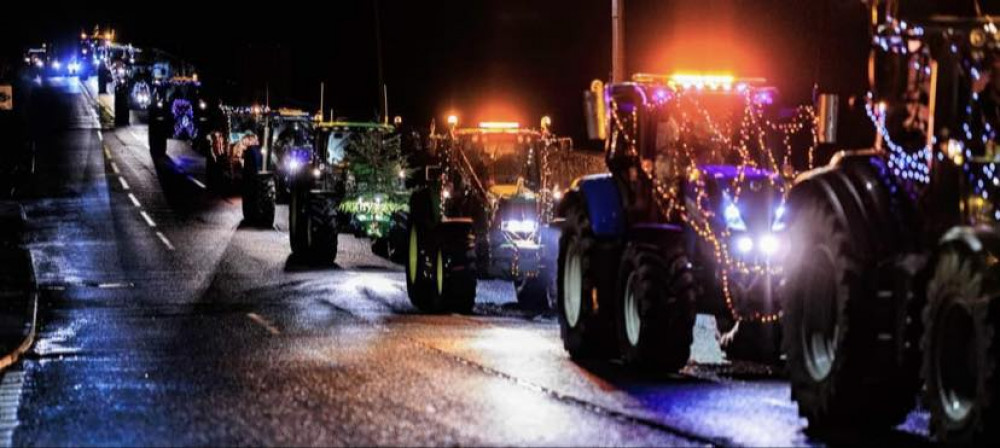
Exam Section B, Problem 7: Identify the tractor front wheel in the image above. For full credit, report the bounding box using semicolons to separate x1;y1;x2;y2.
923;229;1000;444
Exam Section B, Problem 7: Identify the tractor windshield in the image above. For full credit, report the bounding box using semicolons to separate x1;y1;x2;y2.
457;132;542;193
654;92;764;169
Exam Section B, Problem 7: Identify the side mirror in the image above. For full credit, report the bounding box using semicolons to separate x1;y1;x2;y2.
816;93;839;144
583;80;607;141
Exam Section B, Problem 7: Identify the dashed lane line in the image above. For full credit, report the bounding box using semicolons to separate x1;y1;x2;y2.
156;232;175;251
246;313;281;335
118;177;130;191
127;193;141;208
186;175;207;190
139;211;157;228
110;161;120;174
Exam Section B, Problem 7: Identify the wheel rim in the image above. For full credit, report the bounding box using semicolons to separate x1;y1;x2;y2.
936;301;976;423
408;226;419;283
563;243;583;328
801;246;839;382
436;249;444;296
624;272;641;347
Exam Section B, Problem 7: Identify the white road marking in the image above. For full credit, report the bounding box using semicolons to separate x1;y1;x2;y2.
103;147;111;158
110;162;120;174
247;313;281;335
156;231;175;251
139;211;157;228
127;193;141;208
118;177;130;190
0;369;25;447
96;282;133;289
187;176;207;190
97;130;103;141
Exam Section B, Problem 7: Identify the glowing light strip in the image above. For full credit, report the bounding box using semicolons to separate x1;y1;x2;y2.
479;122;520;130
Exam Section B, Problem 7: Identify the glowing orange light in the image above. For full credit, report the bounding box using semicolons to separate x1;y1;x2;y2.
479;122;520;130
668;73;735;90
447;115;459;126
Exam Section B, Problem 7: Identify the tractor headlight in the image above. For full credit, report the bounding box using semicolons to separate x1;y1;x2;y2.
724;203;747;231
502;219;538;234
287;158;303;173
35;60;44;69
198;100;207;110
735;235;754;253
51;60;61;70
759;234;781;256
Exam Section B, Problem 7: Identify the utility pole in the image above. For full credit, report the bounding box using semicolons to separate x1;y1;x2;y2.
612;0;625;83
320;82;325;121
374;0;388;124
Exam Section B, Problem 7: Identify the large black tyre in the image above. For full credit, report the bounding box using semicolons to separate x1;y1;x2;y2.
289;185;309;254
114;84;129;127
616;243;696;372
436;220;478;314
148;122;167;158
923;228;1000;444
557;196;615;359
405;215;436;312
241;173;276;227
290;192;339;264
782;197;918;432
206;152;227;193
516;276;549;310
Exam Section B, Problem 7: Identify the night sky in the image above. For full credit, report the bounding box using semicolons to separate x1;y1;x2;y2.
4;0;871;147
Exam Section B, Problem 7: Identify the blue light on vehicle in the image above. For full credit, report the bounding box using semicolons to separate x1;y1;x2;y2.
724;203;747;231
286;147;312;173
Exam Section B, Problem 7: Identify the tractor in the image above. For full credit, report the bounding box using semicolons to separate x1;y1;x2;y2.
404;117;573;313
238;108;315;228
780;0;1000;443
284;120;402;264
147;76;220;158
559;73;816;369
204;105;266;194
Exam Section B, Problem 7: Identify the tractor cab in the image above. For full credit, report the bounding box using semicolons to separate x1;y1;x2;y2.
451;122;545;200
607;73;791;319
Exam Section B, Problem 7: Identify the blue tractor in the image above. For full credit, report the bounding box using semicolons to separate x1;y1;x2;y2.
558;73;811;369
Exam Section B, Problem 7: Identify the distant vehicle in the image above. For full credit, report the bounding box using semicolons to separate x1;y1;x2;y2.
147;76;220;157
403;117;574;313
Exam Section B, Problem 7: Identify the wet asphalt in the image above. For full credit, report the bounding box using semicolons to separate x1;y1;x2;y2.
1;77;936;446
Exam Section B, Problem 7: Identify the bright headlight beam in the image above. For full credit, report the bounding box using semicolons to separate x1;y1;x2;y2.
736;236;754;253
759;234;780;255
502;219;538;233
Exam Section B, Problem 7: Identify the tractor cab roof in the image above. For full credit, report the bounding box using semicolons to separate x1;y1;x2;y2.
318;121;395;133
454;122;542;138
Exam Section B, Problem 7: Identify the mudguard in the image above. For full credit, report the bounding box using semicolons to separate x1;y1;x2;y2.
789;150;916;258
566;173;625;238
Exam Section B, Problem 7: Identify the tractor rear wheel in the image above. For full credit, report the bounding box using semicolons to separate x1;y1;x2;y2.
241;173;275;227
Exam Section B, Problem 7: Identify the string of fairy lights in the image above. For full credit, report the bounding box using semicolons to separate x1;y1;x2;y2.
869;12;1000;223
607;82;816;323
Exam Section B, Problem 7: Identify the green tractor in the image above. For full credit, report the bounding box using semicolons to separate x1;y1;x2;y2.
286;120;402;264
403;116;576;313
